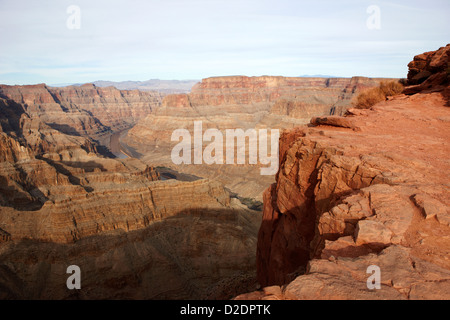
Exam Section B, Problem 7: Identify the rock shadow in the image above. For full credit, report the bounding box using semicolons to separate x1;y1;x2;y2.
0;206;261;300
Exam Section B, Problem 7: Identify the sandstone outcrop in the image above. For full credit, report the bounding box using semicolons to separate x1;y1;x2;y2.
253;91;450;297
404;43;449;95
309;115;359;130
237;46;450;300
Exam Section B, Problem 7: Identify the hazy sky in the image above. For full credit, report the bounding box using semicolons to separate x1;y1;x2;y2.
0;0;449;85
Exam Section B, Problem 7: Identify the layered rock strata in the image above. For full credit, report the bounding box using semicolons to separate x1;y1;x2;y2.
406;44;449;90
125;76;387;200
0;83;164;140
0;85;261;299
238;46;450;300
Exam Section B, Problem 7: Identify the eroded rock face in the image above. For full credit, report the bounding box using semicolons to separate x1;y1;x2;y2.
244;47;450;300
254;91;450;296
49;84;164;131
0;83;164;139
189;76;383;111
405;44;449;94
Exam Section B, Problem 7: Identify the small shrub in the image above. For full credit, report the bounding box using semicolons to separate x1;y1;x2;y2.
353;80;404;109
354;87;385;109
379;80;404;96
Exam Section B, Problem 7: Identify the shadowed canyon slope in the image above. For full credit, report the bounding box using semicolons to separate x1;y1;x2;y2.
235;44;450;300
0;84;261;299
124;75;387;200
0;83;164;145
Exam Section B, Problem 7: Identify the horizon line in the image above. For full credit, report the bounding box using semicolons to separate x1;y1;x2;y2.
1;74;404;88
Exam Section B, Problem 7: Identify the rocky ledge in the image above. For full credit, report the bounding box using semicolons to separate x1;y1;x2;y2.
236;45;450;300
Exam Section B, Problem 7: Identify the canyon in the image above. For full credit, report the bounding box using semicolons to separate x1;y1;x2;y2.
124;75;387;201
0;83;260;299
0;74;382;299
0;44;448;300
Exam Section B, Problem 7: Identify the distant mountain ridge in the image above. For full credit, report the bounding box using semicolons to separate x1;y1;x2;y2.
51;79;200;94
299;74;338;78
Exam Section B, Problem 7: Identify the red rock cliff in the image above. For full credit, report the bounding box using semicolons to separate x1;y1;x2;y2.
253;46;450;299
171;75;387;111
0;83;164;137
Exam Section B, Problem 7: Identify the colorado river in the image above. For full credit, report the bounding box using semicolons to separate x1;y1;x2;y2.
109;129;130;159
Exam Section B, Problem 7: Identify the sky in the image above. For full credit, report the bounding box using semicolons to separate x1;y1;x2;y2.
0;0;449;85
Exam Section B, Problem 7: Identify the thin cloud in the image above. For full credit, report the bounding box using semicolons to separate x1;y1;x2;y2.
0;0;448;84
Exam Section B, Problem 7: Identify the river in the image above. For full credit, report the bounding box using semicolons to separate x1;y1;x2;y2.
109;129;130;159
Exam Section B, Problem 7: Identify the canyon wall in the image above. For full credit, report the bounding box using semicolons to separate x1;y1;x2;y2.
0;83;164;140
189;75;383;111
0;86;262;299
50;84;164;131
124;75;387;200
236;44;450;300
